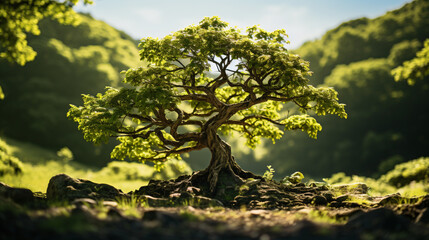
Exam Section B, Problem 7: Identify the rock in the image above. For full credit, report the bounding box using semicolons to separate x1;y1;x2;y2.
311;195;328;206
46;174;127;201
377;193;402;206
333;183;369;194
346;208;411;231
71;204;97;218
72;198;97;207
142;210;182;226
334;194;350;202
107;207;125;218
322;192;335;202
0;182;34;204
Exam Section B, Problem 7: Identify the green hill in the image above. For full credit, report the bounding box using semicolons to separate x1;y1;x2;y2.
0;13;141;166
244;0;429;178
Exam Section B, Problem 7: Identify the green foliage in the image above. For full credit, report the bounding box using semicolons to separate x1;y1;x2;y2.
380;157;429;187
262;165;275;180
295;0;429;84
388;39;422;66
282;171;304;184
255;0;429;178
0;138;23;176
69;16;346;167
0;13;140;166
0;137;192;193
0;0;92;66
392;38;429;85
324;157;429;196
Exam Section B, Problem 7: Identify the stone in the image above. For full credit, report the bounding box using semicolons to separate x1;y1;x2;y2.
72;198;97;207
333;183;369;194
0;182;34;204
71;204;97;218
377;193;402;206
311;195;328;206
46;174;127;201
142;210;182;226
334;194;350;202
346;208;411;231
322;192;335;202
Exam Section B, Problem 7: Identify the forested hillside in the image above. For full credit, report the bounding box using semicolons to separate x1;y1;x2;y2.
0;13;140;166
260;0;429;178
1;1;428;180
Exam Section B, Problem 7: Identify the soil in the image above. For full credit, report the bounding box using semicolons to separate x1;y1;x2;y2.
1;173;429;240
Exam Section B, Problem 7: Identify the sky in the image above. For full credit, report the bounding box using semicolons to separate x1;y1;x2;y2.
75;0;411;49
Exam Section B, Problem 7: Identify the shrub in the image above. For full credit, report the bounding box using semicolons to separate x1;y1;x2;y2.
0;138;23;176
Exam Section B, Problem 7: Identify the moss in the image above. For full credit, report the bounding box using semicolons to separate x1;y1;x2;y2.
380;157;429;187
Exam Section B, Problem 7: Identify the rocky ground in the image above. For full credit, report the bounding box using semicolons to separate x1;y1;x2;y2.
1;173;429;240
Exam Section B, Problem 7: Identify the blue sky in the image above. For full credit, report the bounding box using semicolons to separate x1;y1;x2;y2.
75;0;411;49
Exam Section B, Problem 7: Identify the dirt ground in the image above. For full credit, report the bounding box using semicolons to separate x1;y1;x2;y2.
1;174;429;240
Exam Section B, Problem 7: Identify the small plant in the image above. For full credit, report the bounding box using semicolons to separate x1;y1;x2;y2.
282;172;305;184
116;194;145;218
263;165;275;181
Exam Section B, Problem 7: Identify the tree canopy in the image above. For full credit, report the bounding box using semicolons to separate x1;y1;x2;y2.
68;17;347;190
0;0;93;99
0;0;93;65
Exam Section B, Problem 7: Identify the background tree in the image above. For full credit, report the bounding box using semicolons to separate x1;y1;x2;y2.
68;17;347;191
0;0;92;99
0;14;140;166
392;38;429;85
261;0;429;179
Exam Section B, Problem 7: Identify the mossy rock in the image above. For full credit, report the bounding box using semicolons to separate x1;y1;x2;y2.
46;174;127;201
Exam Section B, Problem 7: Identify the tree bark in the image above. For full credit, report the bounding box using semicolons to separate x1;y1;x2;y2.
204;128;257;192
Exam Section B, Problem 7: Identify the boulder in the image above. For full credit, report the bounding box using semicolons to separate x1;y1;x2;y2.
346;208;411;231
0;182;34;204
46;174;127;201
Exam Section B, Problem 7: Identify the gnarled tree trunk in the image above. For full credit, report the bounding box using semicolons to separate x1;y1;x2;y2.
204;128;257;193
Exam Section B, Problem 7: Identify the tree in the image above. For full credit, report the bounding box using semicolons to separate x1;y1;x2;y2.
68;17;347;192
0;0;93;65
0;0;92;99
0;14;140;167
392;38;429;85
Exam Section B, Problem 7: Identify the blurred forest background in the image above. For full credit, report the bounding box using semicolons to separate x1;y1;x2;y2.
1;0;428;194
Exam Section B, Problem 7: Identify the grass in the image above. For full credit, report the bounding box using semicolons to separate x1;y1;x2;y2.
324;171;429;197
0;137;194;193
